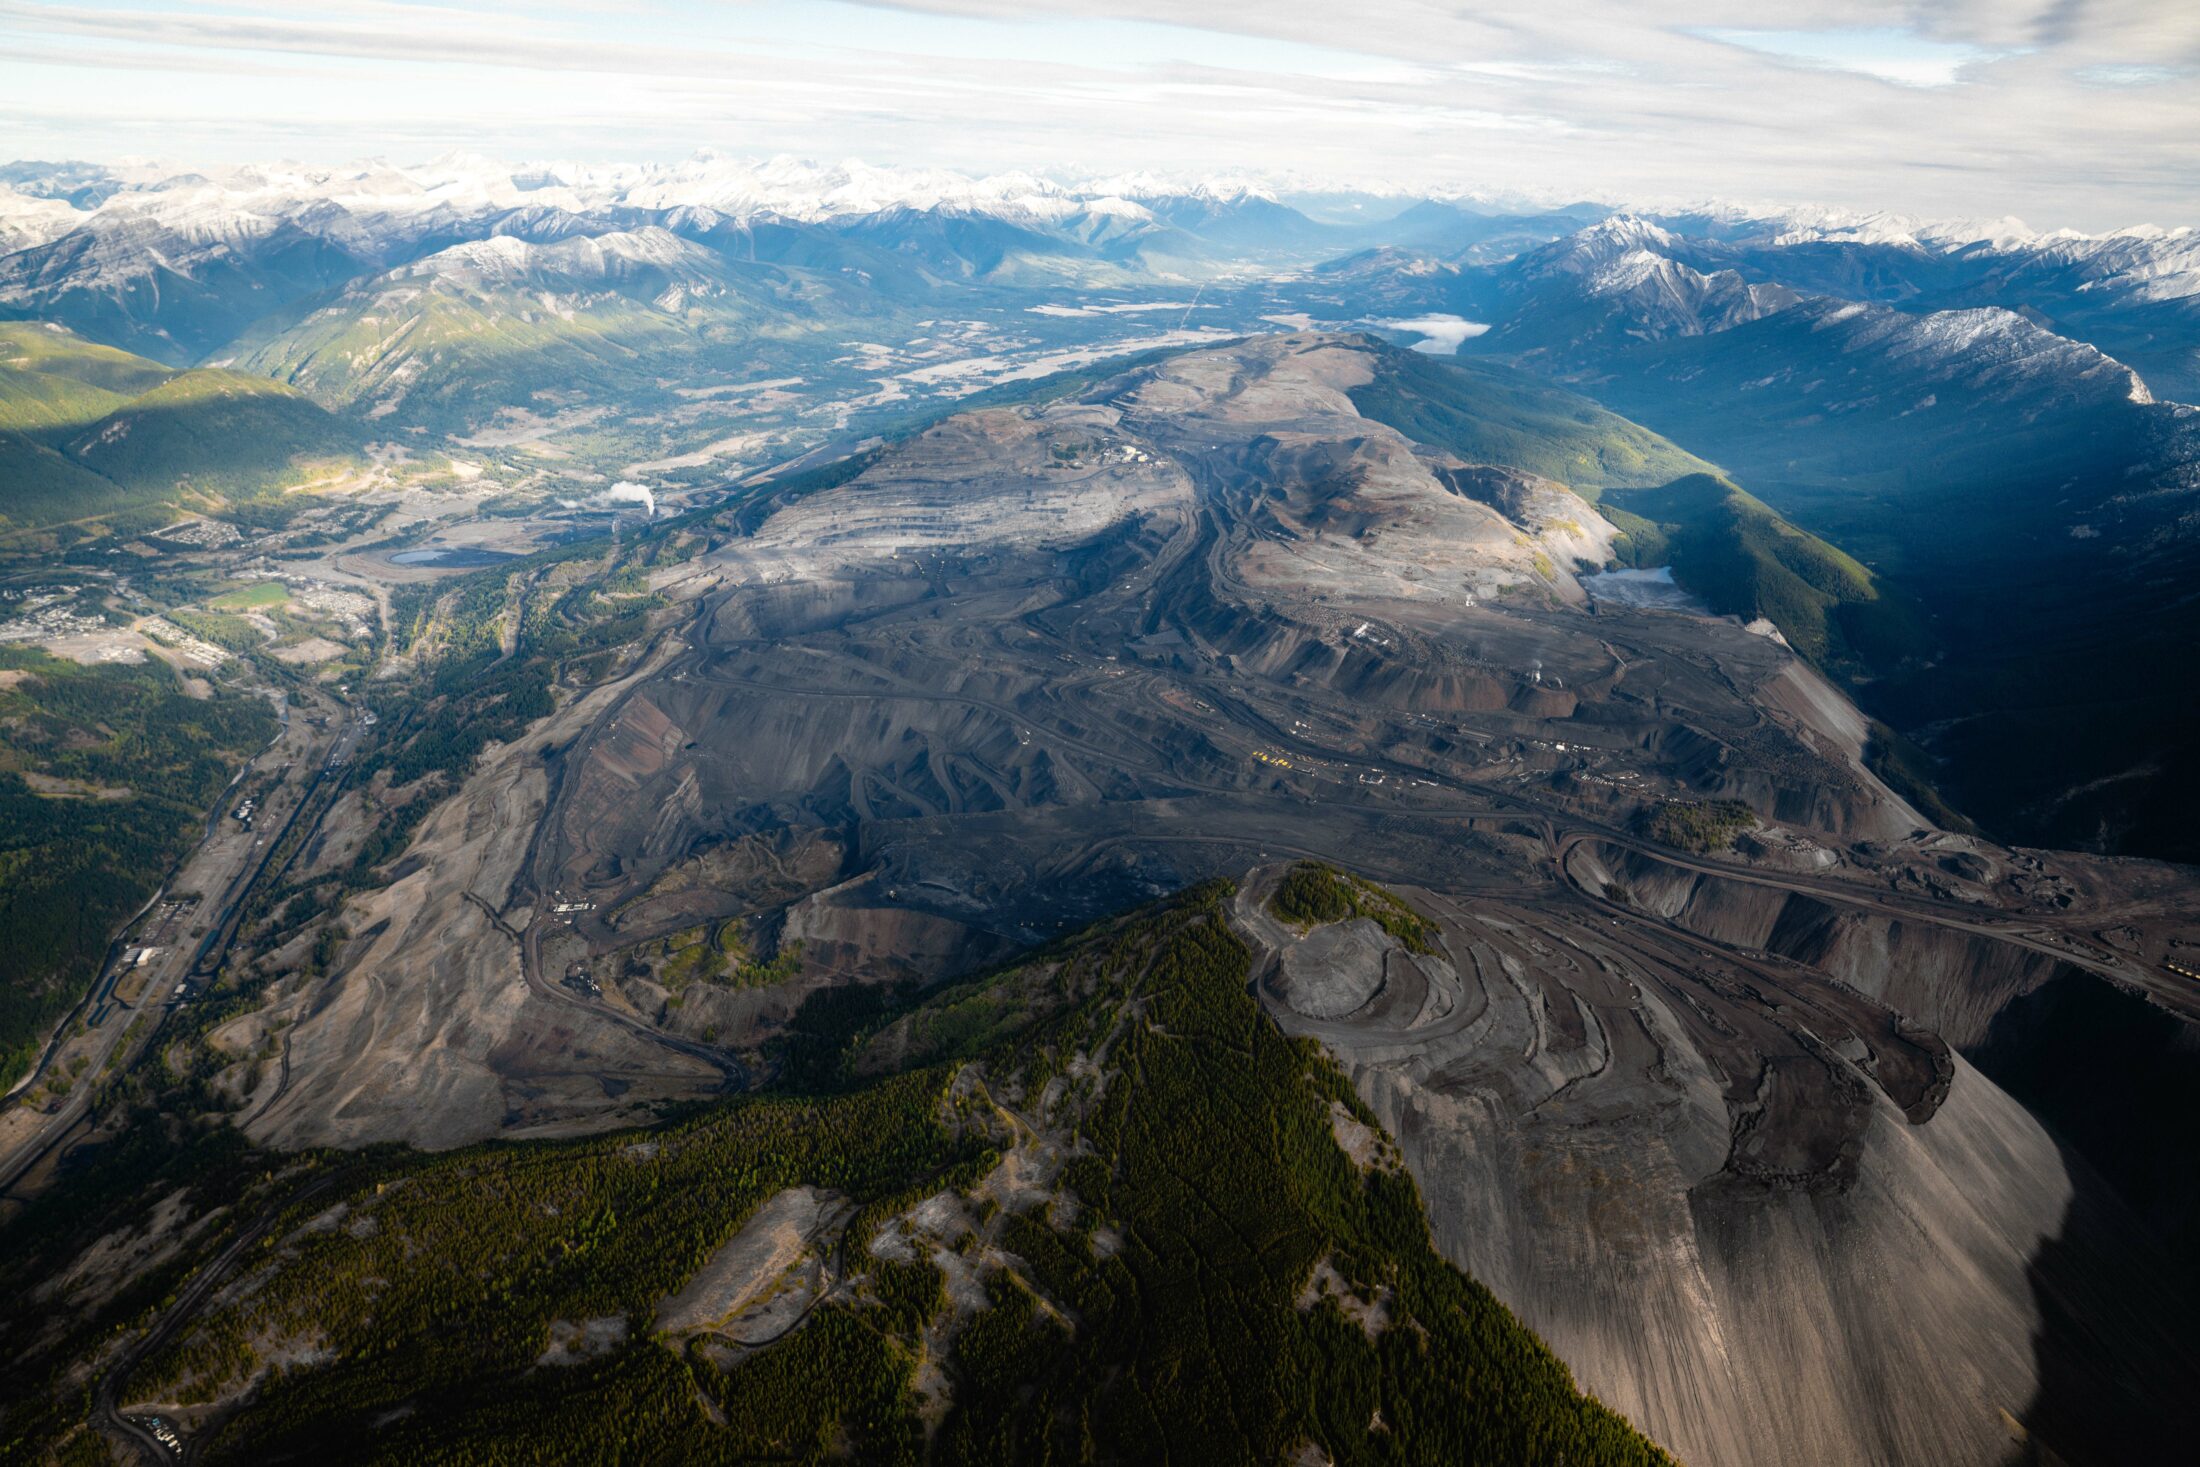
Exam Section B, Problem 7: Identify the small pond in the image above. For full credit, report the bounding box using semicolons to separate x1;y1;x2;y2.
1581;565;1708;613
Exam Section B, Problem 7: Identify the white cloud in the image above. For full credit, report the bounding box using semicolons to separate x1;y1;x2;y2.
0;0;2193;228
2075;64;2191;87
1693;27;2001;88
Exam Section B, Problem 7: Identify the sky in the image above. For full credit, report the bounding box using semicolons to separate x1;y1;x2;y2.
1;0;2195;228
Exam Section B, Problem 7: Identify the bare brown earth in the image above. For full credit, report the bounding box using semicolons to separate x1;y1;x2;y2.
249;333;2200;1463
246;632;728;1150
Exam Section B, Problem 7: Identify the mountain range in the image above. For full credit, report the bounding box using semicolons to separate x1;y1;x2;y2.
3;151;2197;859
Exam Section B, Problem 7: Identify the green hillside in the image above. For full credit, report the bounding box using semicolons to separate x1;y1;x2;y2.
0;320;174;427
234;285;714;431
3;881;1670;1465
1349;344;1904;667
1601;473;1902;665
0;427;121;522
0;323;365;534
66;368;362;497
1347;342;1716;490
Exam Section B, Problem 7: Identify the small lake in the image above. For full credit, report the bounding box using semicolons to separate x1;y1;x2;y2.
1582;565;1708;612
389;546;517;568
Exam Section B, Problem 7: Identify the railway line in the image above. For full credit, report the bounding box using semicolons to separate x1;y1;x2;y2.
0;693;354;1200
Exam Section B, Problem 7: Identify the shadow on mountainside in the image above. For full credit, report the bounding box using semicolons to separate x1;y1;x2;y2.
1981;972;2200;1464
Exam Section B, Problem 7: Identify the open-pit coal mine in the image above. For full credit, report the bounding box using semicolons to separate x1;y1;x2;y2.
236;335;2200;1466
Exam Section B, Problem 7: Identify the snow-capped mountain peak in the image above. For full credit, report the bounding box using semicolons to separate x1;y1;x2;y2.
0;182;86;254
1516;214;1686;280
403;226;719;287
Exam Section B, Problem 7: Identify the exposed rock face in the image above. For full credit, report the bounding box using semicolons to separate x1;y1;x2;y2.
1237;866;2200;1467
654;1185;851;1341
1266;918;1404;1019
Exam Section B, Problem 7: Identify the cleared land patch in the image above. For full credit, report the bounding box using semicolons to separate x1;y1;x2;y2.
655;1185;851;1339
207;583;290;612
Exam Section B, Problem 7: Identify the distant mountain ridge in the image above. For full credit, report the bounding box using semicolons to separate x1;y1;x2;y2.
0;156;1356;369
224;225;890;434
4;154;2194;414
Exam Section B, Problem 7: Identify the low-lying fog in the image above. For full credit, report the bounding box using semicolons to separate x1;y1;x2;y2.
1375;314;1490;354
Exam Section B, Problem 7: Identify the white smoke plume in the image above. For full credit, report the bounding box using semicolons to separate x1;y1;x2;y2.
599;480;656;517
